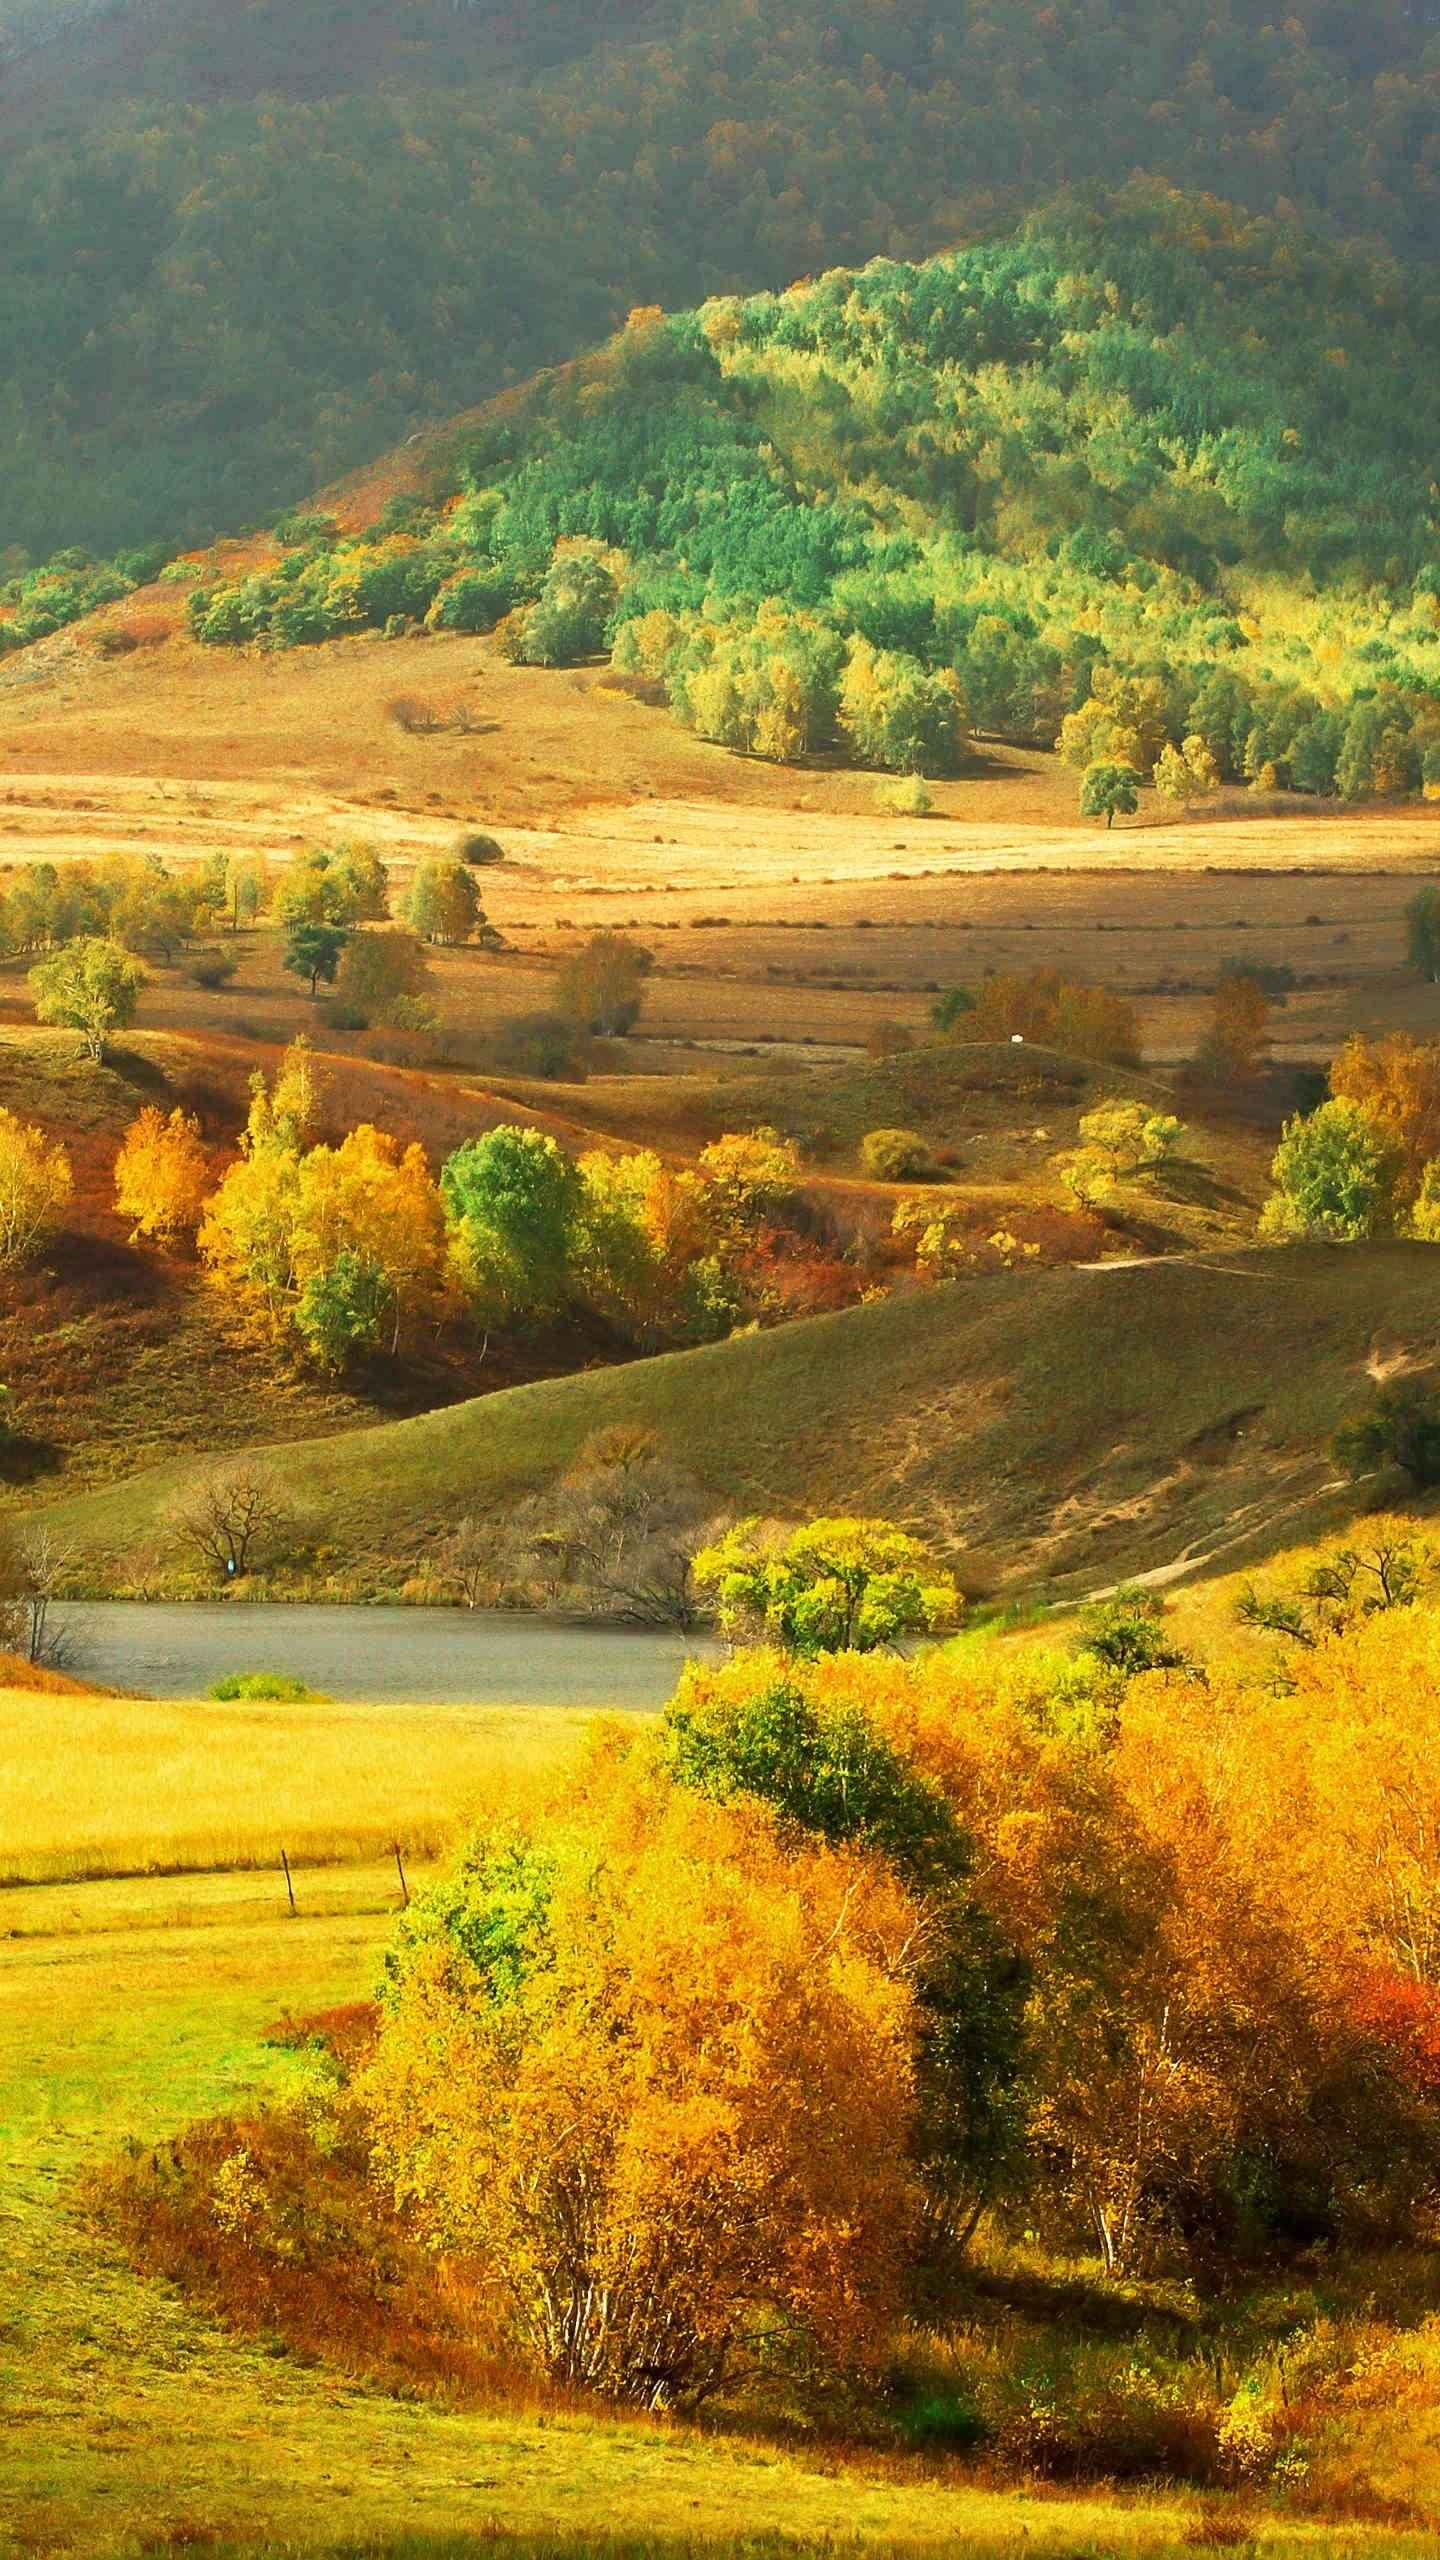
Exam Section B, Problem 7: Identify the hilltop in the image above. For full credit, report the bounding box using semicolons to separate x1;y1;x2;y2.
4;4;1440;556
36;1241;1438;1602
18;187;1440;830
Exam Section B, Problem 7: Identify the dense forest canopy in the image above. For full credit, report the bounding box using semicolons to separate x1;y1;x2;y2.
154;189;1440;803
5;0;1440;559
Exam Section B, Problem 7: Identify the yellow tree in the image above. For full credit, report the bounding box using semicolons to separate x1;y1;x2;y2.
290;1124;447;1350
1330;1033;1440;1204
0;1110;71;1268
197;1040;317;1336
359;1754;921;2404
114;1107;209;1245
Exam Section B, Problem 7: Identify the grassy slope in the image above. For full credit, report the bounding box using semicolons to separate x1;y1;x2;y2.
38;1241;1440;1600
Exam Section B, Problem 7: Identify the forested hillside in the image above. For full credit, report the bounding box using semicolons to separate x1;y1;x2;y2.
5;0;1440;558
169;189;1440;805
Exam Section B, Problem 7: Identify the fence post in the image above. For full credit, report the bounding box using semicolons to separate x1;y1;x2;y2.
393;1842;409;1908
280;1846;297;1915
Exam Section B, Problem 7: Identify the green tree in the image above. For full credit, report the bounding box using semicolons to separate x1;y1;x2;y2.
931;987;976;1033
29;937;143;1062
1334;1381;1440;1490
406;860;482;946
1079;761;1142;829
283;919;348;996
1406;885;1440;985
1260;1098;1405;1242
692;1517;960;1656
441;1124;583;1319
295;1249;393;1373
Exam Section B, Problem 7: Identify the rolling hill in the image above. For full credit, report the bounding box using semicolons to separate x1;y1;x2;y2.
4;1;1440;558
150;187;1440;810
37;1240;1440;1602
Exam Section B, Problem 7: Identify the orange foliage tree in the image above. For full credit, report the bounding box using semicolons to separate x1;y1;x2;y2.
1329;1032;1440;1203
114;1106;209;1245
963;970;1140;1067
0;1109;71;1268
358;1752;921;2405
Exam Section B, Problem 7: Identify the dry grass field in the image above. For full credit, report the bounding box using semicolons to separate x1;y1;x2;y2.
0;1688;585;1886
3;620;1440;1074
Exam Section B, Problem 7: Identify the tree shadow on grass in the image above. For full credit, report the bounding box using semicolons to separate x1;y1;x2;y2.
107;1043;172;1099
0;1432;64;1485
1159;1157;1250;1211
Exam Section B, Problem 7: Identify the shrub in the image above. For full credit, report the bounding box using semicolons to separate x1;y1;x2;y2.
491;1010;590;1080
861;1126;932;1181
385;694;441;735
208;1672;328;1702
876;774;934;817
502;1429;713;1625
455;830;505;867
1334;1379;1440;1488
187;948;239;990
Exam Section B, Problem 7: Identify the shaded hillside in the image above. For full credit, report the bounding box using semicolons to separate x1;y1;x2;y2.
5;1;1440;557
37;1242;1440;1599
0;0;666;112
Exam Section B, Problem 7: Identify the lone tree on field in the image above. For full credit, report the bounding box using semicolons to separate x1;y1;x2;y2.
1079;761;1143;830
406;859;482;946
114;1107;208;1246
1406;884;1440;984
166;1461;295;1582
283;918;348;996
555;931;653;1036
1195;975;1271;1083
30;937;144;1062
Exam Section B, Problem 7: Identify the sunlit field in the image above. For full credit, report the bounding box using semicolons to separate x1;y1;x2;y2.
0;1689;586;1885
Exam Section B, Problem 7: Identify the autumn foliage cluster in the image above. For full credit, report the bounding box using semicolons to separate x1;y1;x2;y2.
137;1568;1440;2460
68;1041;858;1372
1265;1030;1440;1241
